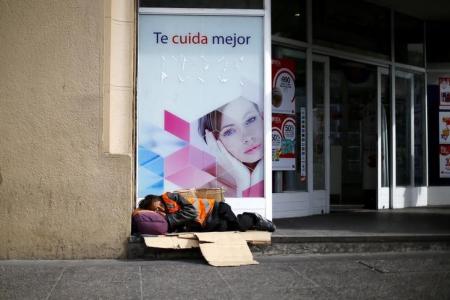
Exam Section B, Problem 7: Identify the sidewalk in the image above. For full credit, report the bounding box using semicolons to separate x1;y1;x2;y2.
2;207;450;299
1;251;450;299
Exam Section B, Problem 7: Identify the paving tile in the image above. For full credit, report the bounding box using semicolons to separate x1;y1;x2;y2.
287;254;450;300
0;265;63;300
334;271;450;300
289;257;369;274
357;255;450;273
229;287;332;300
217;261;324;299
286;257;384;298
48;265;140;300
298;265;381;288
141;260;232;299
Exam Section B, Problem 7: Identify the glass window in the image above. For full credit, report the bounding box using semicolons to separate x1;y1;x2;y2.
426;21;450;63
414;73;425;186
313;0;390;59
313;61;325;190
395;72;412;186
272;46;307;192
394;12;424;67
272;0;306;42
381;71;391;187
139;0;263;9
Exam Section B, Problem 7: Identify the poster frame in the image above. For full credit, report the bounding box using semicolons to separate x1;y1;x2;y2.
137;3;272;218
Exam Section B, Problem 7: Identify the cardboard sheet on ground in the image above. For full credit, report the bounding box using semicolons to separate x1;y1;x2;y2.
144;235;199;249
195;232;259;266
143;231;271;266
144;231;270;249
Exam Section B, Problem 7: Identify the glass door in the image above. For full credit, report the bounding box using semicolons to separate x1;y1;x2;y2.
329;59;377;209
393;70;427;208
377;67;390;209
393;70;413;207
311;55;330;210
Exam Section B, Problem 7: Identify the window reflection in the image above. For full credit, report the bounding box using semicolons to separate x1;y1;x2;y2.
381;72;391;188
414;73;425;186
313;0;390;59
330;59;377;206
395;73;412;186
313;61;325;190
272;0;306;42
394;13;424;67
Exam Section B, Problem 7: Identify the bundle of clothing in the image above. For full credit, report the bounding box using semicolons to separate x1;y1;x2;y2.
132;192;275;235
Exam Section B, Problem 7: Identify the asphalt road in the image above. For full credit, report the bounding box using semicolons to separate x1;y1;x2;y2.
1;251;449;299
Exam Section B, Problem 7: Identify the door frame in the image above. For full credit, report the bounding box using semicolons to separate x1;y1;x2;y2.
310;54;330;212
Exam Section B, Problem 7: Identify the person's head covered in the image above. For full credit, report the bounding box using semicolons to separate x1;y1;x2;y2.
139;194;165;213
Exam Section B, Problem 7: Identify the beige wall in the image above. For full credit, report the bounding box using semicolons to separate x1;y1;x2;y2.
0;0;134;259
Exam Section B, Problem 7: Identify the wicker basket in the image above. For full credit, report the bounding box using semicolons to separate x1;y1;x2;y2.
175;187;225;202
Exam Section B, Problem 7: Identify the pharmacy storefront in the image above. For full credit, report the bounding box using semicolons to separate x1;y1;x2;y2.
136;0;443;219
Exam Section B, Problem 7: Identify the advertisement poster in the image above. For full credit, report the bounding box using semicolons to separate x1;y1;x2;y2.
272;114;296;170
439;77;450;107
272;59;296;114
440;145;450;178
439;111;450;144
137;15;264;198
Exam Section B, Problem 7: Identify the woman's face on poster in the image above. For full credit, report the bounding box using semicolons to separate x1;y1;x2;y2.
218;98;264;164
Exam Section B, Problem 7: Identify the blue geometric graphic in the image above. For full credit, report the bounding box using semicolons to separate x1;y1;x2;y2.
138;146;164;177
138;167;164;198
138;124;187;158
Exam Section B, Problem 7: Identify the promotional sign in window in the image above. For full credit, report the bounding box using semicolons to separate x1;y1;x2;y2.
439;111;450;144
439;78;450;108
440;145;450;178
272;59;296;114
439;111;450;178
272;114;296;170
137;15;264;199
271;59;298;171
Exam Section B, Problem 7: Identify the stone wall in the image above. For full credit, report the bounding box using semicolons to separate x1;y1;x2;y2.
0;0;134;259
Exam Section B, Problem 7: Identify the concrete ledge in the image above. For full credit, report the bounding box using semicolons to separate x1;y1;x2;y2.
251;240;450;256
271;234;450;243
127;234;450;259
